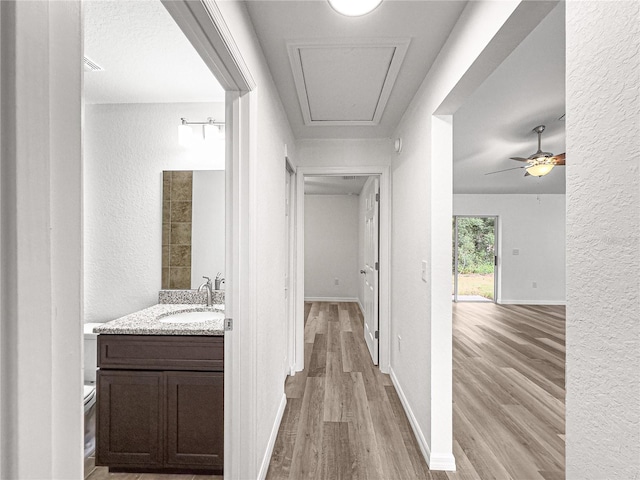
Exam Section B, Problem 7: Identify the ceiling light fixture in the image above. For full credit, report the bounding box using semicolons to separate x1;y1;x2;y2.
526;162;555;177
179;118;224;147
328;0;382;17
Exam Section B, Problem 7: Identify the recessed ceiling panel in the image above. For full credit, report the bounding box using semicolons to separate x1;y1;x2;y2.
288;39;409;126
300;46;395;122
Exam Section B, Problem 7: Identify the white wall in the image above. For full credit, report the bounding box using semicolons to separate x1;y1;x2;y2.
191;170;225;288
0;2;83;477
84;102;224;323
390;1;558;469
214;3;297;477
296;138;393;167
566;1;640;477
304;195;359;300
454;194;565;304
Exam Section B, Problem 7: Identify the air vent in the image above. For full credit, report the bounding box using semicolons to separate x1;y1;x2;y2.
83;57;104;72
342;176;357;180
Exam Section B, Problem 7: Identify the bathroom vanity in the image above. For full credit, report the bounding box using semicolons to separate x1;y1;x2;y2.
94;304;224;475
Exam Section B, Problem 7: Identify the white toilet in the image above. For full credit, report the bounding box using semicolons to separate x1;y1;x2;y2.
84;323;101;463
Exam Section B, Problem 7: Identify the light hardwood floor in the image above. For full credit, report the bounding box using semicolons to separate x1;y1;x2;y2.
267;302;430;479
267;301;565;480
452;302;565;480
85;468;221;480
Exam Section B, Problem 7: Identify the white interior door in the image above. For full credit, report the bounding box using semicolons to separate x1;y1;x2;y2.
362;177;380;364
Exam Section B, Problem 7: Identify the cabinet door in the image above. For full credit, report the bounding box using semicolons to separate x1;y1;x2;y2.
96;370;163;468
165;371;224;468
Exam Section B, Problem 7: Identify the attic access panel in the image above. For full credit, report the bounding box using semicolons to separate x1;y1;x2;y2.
287;38;410;126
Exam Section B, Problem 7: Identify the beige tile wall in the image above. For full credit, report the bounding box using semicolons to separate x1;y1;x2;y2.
162;171;193;289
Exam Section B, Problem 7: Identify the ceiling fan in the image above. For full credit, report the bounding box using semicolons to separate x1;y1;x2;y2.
486;125;566;177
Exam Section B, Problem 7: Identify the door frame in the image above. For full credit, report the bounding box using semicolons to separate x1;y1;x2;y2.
293;166;391;374
285;156;297;376
161;2;257;479
452;215;499;303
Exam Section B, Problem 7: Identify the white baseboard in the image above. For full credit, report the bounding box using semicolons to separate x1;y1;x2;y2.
357;298;364;315
498;299;566;305
389;368;457;472
304;296;359;303
258;393;287;480
429;452;458;471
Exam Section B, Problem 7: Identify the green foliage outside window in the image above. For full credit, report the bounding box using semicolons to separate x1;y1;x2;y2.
453;217;495;275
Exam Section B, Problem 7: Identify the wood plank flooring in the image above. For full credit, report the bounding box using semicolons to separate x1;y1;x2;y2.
450;302;565;480
268;301;565;480
267;302;432;480
85;467;221;480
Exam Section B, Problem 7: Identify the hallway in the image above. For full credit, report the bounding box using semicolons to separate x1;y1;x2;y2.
267;302;431;479
267;301;565;480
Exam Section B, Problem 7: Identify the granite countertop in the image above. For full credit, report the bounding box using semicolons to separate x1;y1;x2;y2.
93;304;225;336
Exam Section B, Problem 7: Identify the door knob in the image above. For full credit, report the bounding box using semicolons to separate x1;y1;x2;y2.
360;270;366;274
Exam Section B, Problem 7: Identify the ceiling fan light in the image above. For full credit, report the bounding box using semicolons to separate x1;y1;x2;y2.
328;0;382;17
526;163;554;177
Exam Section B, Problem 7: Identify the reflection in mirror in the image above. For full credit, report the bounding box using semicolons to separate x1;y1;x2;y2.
162;170;225;289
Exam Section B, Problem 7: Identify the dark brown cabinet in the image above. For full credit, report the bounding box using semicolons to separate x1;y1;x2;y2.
166;371;224;468
96;335;223;475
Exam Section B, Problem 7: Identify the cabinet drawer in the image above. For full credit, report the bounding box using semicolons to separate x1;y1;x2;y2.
99;335;223;371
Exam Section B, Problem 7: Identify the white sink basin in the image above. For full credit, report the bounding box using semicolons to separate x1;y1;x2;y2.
159;311;225;324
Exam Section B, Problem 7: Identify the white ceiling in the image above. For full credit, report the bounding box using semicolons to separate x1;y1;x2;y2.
305;176;369;195
84;0;225;104
453;3;566;194
245;0;468;139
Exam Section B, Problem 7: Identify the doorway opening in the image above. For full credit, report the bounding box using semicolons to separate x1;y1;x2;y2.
452;215;498;303
83;0;256;478
303;174;379;363
293;167;391;374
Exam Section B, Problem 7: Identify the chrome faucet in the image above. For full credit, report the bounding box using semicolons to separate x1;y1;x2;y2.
214;272;225;290
198;276;213;306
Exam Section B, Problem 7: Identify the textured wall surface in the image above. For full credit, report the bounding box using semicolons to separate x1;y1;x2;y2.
84;102;224;323
566;1;640;478
454;194;566;304
304;195;360;299
296;138;393;167
215;2;297;476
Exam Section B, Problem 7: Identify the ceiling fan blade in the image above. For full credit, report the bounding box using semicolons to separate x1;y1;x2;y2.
552;153;566;165
510;157;529;162
485;166;526;175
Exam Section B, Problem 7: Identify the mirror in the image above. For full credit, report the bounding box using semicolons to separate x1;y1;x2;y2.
162;170;225;289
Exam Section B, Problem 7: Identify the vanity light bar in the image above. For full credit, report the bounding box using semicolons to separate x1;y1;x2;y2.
180;117;225;126
179;118;225;147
